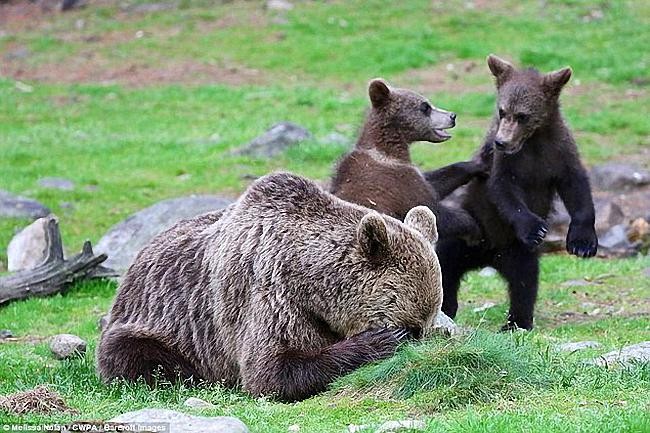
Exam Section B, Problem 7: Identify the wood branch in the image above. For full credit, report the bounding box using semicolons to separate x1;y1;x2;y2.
0;217;109;305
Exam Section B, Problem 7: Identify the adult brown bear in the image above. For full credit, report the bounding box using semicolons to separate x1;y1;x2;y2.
97;172;443;401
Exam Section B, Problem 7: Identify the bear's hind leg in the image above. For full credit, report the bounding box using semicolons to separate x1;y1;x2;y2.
494;244;540;331
97;326;201;385
437;238;486;319
243;327;410;402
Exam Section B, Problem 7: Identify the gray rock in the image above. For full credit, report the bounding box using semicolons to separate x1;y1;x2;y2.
556;341;601;352
427;311;459;337
599;224;634;251
376;420;426;433
266;0;293;11
37;177;75;191
96;195;232;273
592;341;650;367
50;334;86;360
234;122;312;158
478;266;497;277
183;397;215;409
590;163;650;191
7;217;52;271
0;190;50;220
98;313;111;331
0;330;13;339
595;200;625;235
110;409;249;433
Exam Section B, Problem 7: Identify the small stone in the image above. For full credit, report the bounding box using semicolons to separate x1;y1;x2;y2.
427;311;459;337
478;266;497;277
591;341;650;367
110;409;249;433
376;420;426;433
266;0;293;11
287;425;300;432
184;397;215;409
0;330;13;339
561;279;590;287
556;341;601;352
15;81;33;93
0;189;50;220
38;177;75;191
234;122;312;158
7;217;53;271
98;314;111;331
599;224;635;252
472;301;496;313
50;334;87;360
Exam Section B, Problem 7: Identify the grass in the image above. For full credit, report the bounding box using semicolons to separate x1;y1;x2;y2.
1;0;649;430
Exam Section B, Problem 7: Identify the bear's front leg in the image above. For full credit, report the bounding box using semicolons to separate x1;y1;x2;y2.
241;327;410;402
557;165;598;258
487;176;548;249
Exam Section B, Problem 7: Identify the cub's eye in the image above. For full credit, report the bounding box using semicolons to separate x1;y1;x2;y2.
515;113;529;123
498;108;506;118
420;102;432;116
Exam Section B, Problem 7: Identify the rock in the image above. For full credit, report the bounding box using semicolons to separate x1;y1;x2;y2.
98;314;111;331
287;425;300;432
0;330;13;339
266;0;293;11
0;190;51;220
50;334;86;360
598;224;634;255
556;341;601;352
234;122;312;158
472;301;496;313
37;177;75;191
592;341;650;367
184;397;215;409
427;311;459;337
590;163;650;191
110;409;249;433
376;420;426;433
478;266;497;277
7;217;52;271
96;195;233;273
320;132;350;147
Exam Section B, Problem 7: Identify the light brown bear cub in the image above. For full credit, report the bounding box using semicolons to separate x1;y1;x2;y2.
331;79;486;241
97;172;442;402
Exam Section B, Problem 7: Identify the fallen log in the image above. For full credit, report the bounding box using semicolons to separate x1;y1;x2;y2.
0;217;108;305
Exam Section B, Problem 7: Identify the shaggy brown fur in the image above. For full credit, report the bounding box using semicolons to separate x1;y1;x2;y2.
97;172;442;401
331;78;486;241
439;55;598;331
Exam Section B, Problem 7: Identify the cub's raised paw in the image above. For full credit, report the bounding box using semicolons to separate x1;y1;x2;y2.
567;225;598;258
516;216;548;250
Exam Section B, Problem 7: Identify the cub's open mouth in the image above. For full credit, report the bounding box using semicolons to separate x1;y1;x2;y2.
432;128;453;141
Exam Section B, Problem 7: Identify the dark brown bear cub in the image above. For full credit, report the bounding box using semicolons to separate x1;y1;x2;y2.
439;55;598;331
97;172;443;402
331;79;485;241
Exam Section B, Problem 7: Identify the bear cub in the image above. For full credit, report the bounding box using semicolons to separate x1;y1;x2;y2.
97;172;443;402
331;79;486;241
438;55;598;331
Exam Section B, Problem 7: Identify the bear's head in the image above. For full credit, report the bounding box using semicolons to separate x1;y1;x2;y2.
333;206;442;338
367;78;456;144
487;54;572;155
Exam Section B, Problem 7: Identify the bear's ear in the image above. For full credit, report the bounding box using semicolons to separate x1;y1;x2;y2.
358;213;390;259
543;67;572;95
405;206;438;244
368;78;391;108
487;54;513;86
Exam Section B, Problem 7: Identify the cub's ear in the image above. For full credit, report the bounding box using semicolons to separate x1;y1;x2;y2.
368;78;391;108
543;67;572;95
358;213;390;259
405;206;438;244
487;54;513;86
